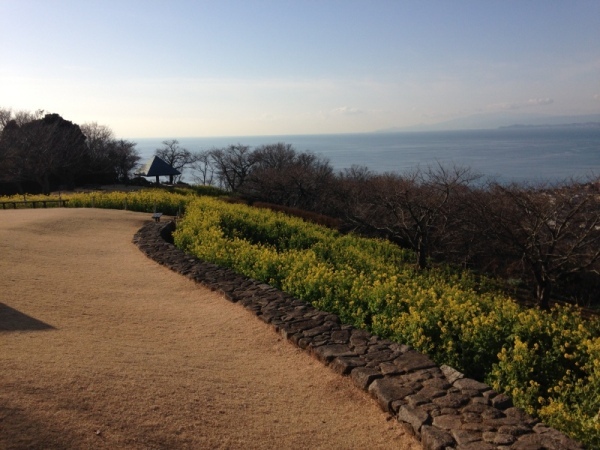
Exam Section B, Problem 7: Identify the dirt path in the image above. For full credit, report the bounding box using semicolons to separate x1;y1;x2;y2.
0;209;420;450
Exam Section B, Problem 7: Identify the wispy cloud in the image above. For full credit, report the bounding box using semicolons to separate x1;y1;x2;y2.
526;98;554;106
487;98;554;111
593;94;600;102
330;106;366;116
419;109;473;120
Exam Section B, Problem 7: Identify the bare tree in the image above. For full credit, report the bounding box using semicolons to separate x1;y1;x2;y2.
190;150;215;186
110;139;140;182
252;142;297;170
0;121;25;190
80;122;116;182
1;108;47;191
469;181;600;309
1;109;46;179
0;107;44;133
343;163;479;268
238;143;336;212
209;144;256;191
14;109;45;126
0;107;12;133
155;139;195;183
81;122;114;158
79;122;141;184
284;151;335;212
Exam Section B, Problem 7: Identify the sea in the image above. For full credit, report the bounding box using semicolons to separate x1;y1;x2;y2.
133;127;600;184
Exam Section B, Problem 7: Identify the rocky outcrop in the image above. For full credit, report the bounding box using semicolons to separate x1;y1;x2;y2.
133;220;584;450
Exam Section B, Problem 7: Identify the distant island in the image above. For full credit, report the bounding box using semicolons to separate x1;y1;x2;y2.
499;122;600;130
376;113;600;133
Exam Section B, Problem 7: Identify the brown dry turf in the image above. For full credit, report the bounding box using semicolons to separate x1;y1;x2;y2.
0;208;421;450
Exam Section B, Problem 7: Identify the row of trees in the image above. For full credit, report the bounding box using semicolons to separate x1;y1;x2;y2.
186;143;336;211
184;142;600;310
340;168;600;310
0;108;141;194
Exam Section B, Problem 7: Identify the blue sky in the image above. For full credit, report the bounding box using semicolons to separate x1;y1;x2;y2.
1;1;599;138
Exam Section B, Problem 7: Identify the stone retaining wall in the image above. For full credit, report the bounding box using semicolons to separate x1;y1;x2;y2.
133;220;584;450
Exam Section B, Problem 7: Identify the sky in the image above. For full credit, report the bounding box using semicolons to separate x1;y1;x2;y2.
1;0;599;138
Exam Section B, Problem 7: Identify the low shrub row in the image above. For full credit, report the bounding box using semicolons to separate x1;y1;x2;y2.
65;190;192;216
0;189;196;216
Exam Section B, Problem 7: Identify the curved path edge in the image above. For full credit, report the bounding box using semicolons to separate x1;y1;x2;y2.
134;220;584;450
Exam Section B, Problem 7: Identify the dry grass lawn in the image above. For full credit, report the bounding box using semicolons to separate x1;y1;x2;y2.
0;208;421;450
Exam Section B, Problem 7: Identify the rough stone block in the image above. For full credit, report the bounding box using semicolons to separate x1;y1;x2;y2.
329;356;367;375
288;332;305;346
532;424;584;450
490;393;513;409
451;428;482;446
461;402;504;419
510;433;547;450
432;414;463;430
505;407;539;426
460;411;483;424
312;344;355;363
460;422;495;433
352;345;368;355
405;393;429;407
422;376;452;391
498;424;532;437
323;314;340;324
482;431;517;445
379;361;402;375
257;314;271;324
440;364;464;384
417;386;447;400
432;392;470;409
455;441;496;450
453;377;490;393
302;321;337;338
364;350;396;364
482;417;522;429
330;329;350;344
279;327;300;340
394;351;437;373
368;377;416;413
296;337;312;349
420;425;455;450
481;407;506;420
397;405;431;434
470;396;489;405
350;367;382;390
309;335;330;347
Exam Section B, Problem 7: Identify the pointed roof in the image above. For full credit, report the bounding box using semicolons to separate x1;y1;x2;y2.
139;156;181;177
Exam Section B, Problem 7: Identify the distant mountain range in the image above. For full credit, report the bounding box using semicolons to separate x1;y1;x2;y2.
376;113;600;133
499;122;600;130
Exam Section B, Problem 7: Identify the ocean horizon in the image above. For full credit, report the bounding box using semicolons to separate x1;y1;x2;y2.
132;127;600;184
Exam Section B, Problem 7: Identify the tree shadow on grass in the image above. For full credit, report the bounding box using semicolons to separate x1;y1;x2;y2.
0;303;55;332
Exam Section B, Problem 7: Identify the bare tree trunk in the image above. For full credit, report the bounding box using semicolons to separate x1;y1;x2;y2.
536;283;551;310
417;235;428;269
37;173;51;195
533;268;552;310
